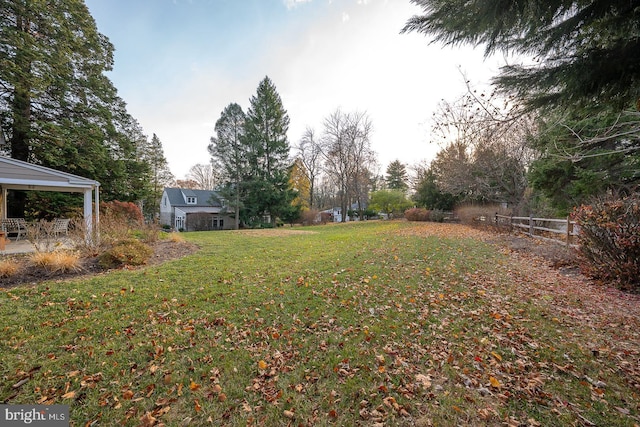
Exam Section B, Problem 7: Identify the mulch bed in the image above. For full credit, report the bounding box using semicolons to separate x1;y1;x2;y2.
0;240;199;289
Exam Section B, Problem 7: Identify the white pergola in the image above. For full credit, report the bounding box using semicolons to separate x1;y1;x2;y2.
0;156;100;242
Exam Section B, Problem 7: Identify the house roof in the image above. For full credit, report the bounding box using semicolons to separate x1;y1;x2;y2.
163;187;223;207
0;156;100;192
175;206;224;215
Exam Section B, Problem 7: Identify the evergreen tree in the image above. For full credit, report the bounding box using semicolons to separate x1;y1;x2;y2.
385;160;409;191
139;133;174;220
528;110;640;215
208;102;248;229
244;76;294;226
404;3;640;210
0;0;150;215
412;167;458;211
403;0;640;111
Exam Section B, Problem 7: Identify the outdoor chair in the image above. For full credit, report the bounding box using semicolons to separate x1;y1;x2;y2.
53;218;71;236
1;218;27;241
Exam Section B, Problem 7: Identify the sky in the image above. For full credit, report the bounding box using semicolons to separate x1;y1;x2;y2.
84;0;507;180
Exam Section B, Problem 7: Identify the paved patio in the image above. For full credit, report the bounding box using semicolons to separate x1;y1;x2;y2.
1;238;76;255
1;239;36;255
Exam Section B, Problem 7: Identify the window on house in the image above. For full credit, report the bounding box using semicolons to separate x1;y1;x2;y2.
186;196;196;204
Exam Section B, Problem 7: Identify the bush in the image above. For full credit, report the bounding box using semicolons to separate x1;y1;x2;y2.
573;194;640;291
301;209;320;226
30;251;81;274
429;209;447;222
405;208;431;221
98;239;153;269
0;259;21;278
100;201;144;226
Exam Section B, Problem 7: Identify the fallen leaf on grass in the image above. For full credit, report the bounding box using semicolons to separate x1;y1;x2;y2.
415;374;432;389
489;376;502;388
62;391;76;399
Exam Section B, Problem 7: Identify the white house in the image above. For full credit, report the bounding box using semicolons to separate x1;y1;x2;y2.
159;188;235;231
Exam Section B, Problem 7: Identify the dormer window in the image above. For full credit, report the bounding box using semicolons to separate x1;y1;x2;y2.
187;196;197;204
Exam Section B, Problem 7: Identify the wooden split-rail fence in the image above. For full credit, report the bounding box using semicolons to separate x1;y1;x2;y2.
493;214;579;247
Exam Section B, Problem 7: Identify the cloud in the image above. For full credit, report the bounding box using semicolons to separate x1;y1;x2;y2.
283;0;313;9
107;0;505;179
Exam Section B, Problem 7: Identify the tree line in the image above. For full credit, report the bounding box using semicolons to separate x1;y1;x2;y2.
3;0;637;223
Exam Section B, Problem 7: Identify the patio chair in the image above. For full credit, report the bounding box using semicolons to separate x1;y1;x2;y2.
53;218;70;236
1;218;27;241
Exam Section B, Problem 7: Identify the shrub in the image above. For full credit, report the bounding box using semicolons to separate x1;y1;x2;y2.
405;208;431;221
166;232;185;243
30;251;81;274
573;194;640;291
98;239;153;269
429;209;447;222
100;201;144;226
301;209;320;226
0;259;21;278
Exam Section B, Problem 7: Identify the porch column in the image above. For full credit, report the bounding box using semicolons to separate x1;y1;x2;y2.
0;186;5;219
84;188;93;243
94;184;100;244
83;185;100;244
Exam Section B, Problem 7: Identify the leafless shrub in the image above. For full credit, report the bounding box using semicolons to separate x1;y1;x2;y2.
301;209;320;226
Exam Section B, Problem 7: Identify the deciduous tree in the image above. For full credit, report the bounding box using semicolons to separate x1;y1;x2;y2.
320;109;376;222
186;163;219;190
296;127;322;209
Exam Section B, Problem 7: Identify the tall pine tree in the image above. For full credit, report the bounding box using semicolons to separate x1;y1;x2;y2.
403;0;640;111
208;103;248;229
385;160;409;192
139;133;174;220
0;0;151;215
244;76;294;226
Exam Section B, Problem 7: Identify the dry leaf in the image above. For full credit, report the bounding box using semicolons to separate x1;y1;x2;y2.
62;390;76;399
489;376;501;388
415;374;432;389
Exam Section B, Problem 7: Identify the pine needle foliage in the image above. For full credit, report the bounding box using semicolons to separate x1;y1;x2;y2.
403;0;640;110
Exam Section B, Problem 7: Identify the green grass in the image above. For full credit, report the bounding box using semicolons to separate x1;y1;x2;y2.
0;221;637;426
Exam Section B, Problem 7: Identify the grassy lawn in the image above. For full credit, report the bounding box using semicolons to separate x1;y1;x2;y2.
1;221;638;426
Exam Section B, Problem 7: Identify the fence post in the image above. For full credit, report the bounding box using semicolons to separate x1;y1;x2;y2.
566;216;573;247
529;213;534;237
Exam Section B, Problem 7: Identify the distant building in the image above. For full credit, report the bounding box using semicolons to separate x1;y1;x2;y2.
159;188;235;231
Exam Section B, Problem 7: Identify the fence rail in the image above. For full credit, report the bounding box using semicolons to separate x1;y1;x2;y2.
494;214;579;247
